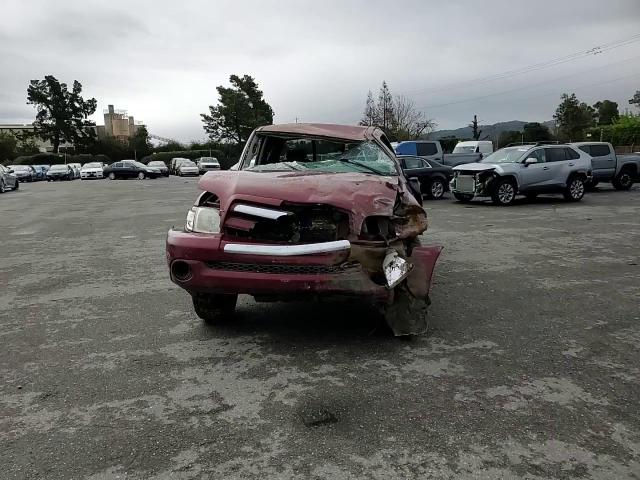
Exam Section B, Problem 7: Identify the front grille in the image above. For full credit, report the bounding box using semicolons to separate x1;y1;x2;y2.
456;175;476;193
224;203;350;244
207;261;353;275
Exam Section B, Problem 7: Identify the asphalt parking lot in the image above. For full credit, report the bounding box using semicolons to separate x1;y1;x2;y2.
1;177;639;479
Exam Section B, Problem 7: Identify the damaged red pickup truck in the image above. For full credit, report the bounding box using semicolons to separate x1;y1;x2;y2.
166;123;442;335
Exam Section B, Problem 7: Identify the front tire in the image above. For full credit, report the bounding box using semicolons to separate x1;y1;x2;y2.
192;293;238;324
612;171;634;190
453;192;473;203
563;177;585;201
0;180;5;193
137;172;145;180
491;178;516;206
427;178;446;199
14;180;19;190
108;172;116;180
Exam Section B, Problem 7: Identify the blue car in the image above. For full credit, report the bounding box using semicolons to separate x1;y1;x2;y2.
31;165;47;181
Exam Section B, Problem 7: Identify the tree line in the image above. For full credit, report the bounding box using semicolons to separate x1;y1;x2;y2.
1;73;639;165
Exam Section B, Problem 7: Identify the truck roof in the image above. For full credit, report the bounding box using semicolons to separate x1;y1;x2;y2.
256;123;379;141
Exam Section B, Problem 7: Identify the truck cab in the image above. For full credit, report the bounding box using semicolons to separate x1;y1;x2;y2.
571;142;640;190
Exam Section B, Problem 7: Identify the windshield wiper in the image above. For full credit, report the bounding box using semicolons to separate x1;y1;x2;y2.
338;158;386;175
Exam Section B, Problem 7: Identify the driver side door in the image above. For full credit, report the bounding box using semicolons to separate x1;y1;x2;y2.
520;148;550;190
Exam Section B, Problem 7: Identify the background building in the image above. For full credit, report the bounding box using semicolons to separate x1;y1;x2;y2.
0;124;53;152
97;105;144;142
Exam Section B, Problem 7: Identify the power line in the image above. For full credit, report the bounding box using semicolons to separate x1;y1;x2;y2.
418;55;640;110
404;32;640;97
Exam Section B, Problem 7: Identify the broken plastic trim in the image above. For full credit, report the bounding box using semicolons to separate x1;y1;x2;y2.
382;249;413;289
232;204;292;220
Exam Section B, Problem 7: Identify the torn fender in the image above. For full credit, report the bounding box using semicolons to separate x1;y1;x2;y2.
406;245;443;299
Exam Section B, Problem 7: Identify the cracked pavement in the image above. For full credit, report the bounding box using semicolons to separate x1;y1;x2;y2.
1;178;639;479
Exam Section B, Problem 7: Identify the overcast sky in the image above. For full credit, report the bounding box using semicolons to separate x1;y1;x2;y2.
1;0;639;141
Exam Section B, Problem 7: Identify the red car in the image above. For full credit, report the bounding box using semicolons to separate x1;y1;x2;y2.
166;123;442;335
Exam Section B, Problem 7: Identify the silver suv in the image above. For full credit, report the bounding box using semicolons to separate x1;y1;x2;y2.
0;165;19;193
450;144;592;205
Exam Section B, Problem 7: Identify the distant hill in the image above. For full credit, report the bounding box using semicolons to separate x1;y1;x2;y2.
425;120;556;141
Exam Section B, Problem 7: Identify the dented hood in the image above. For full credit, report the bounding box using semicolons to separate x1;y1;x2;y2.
198;170;424;237
199;170;399;212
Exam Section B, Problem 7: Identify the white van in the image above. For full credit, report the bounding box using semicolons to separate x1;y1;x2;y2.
453;141;494;156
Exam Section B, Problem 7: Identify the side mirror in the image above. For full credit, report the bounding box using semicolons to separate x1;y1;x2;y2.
408;177;423;205
524;157;538;165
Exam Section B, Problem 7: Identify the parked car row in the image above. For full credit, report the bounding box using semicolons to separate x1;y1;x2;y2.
169;157;220;176
401;141;640;206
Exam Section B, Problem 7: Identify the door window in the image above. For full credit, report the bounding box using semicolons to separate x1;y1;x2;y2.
564;148;580;160
403;157;423;169
395;142;417;156
578;145;591;155
528;149;546;163
416;142;438;156
544;148;568;162
589;144;611;157
114;162;123;168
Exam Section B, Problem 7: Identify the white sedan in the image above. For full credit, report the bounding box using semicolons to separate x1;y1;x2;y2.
80;162;105;180
177;160;200;177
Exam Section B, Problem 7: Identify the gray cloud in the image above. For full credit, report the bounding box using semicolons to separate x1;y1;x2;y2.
1;0;639;141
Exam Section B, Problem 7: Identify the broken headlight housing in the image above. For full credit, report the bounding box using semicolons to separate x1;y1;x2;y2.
185;207;220;234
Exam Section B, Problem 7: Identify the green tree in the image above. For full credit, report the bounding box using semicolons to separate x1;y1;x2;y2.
26;75;97;153
82;137;128;161
376;81;394;131
201;74;273;144
16;137;41;156
497;130;522;148
554;93;594;141
129;125;152;159
359;90;378;126
522;122;553;142
0;132;18;162
593;100;619;125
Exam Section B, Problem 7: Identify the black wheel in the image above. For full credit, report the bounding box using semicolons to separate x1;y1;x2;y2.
108;172;116;180
192;293;238;324
563;176;585;201
453;192;473;203
491;178;516;206
0;180;5;193
137;172;145;180
612;170;634;190
524;192;538;201
383;282;429;336
14;180;19;190
427;178;446;199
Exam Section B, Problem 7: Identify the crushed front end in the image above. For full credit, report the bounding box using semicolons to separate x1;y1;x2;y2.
166;124;442;335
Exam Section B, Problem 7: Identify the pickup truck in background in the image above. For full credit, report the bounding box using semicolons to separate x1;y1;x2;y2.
395;140;494;167
570;142;640;190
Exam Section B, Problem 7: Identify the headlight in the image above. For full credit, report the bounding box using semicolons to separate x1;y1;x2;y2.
185;206;220;234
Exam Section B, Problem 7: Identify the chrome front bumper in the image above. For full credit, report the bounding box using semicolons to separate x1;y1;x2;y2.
223;240;351;257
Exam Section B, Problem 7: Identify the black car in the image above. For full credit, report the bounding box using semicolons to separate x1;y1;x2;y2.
46;164;74;181
398;155;453;199
103;160;161;180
